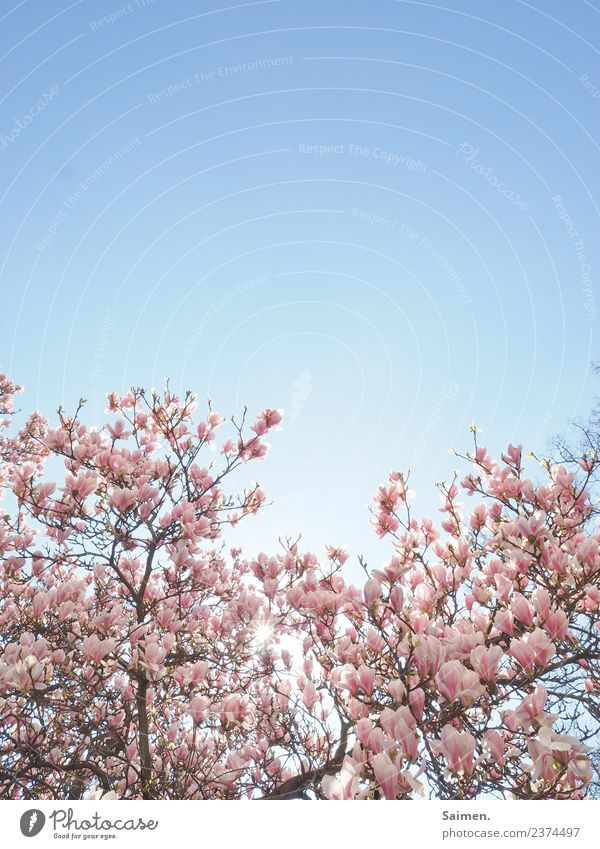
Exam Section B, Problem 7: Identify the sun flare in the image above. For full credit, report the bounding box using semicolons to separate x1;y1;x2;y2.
253;623;274;647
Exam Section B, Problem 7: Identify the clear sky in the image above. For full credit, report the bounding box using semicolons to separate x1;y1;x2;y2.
1;0;599;579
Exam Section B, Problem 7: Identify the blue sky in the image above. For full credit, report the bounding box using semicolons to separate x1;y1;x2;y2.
1;0;599;576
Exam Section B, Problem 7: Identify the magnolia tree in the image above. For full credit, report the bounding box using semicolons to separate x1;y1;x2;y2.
0;372;599;801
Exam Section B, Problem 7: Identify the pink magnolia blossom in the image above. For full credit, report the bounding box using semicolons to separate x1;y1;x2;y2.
358;664;376;695
110;488;136;513
302;682;319;711
371;752;398;799
82;635;116;664
363;578;382;607
408;687;425;721
437;725;476;776
509;630;555;672
322;757;362;800
436;660;483;705
470;645;503;682
510;593;535;626
532;587;552;620
544;608;569;640
520;684;548;719
483;729;505;764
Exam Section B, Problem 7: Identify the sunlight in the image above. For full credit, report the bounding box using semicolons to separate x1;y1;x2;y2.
252;623;274;647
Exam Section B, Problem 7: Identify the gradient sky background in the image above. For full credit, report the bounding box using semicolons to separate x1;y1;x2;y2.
1;0;599;579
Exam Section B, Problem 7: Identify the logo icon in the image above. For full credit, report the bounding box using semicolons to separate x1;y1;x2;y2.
20;810;45;837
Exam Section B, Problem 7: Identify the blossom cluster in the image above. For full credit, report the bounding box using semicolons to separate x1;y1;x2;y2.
0;378;599;800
